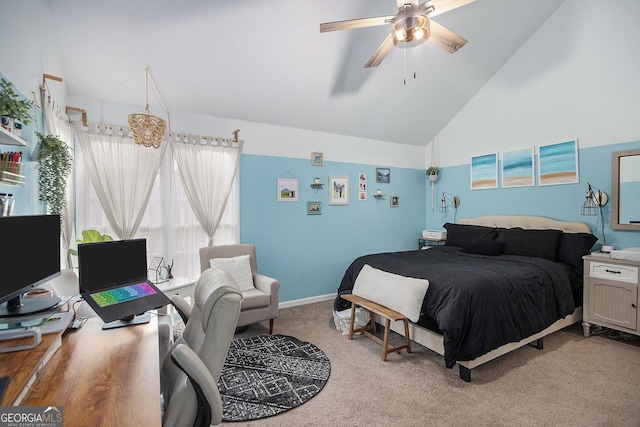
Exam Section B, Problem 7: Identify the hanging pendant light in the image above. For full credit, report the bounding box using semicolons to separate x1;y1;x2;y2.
128;68;167;149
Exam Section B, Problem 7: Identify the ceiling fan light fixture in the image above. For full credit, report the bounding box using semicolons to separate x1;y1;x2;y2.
392;15;430;47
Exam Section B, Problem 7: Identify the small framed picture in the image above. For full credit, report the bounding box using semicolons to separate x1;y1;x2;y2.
311;151;324;166
329;175;349;205
376;167;390;183
390;195;400;207
277;178;298;202
307;201;322;215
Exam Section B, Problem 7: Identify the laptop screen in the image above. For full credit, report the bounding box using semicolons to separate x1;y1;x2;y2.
78;238;148;292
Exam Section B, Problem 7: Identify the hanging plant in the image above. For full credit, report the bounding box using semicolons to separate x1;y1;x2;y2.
426;166;439;182
35;132;73;217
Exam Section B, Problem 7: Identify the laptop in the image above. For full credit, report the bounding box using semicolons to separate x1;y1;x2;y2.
77;238;170;328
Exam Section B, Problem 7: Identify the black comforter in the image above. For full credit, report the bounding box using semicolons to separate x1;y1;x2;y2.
335;246;575;368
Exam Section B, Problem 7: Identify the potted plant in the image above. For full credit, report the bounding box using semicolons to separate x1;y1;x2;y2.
0;78;34;135
426;166;439;182
35;132;73;218
68;229;113;256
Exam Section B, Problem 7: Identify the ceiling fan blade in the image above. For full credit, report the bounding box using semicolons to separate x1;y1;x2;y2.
320;15;394;33
428;20;468;53
421;0;476;18
364;33;395;68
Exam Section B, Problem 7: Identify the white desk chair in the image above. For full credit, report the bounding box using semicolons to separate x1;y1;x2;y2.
161;267;242;427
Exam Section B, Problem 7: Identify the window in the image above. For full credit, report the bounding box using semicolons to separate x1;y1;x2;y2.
74;143;239;280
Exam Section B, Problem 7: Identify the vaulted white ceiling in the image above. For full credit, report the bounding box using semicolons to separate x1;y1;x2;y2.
48;0;565;146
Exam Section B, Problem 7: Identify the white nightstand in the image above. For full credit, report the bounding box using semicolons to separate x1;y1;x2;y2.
582;254;640;337
418;237;446;250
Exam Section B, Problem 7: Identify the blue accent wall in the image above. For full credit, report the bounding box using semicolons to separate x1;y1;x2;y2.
0;72;45;216
240;154;426;303
426;141;640;250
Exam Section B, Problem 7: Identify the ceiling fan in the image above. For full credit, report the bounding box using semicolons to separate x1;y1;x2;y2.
320;0;475;68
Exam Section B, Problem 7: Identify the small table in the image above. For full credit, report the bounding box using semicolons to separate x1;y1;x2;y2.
157;276;197;298
156;277;197;317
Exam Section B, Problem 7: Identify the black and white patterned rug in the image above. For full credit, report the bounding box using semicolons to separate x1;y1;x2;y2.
218;334;331;422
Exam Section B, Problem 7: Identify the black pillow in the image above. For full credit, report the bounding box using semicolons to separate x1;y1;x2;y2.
496;228;563;262
443;223;499;248
558;232;598;270
461;240;506;256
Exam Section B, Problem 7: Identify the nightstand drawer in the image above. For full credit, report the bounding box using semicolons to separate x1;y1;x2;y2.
590;262;638;284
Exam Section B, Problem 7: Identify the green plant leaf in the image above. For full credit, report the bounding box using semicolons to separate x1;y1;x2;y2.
68;229;113;256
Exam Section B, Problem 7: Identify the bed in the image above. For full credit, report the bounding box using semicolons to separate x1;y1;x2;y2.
334;215;597;381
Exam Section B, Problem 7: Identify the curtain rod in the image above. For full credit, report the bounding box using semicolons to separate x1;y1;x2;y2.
66;106;88;126
77;123;243;144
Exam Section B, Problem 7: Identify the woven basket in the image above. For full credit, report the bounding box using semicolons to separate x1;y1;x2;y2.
128;112;166;148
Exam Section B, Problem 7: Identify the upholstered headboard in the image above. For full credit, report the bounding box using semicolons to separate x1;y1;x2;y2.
458;215;591;234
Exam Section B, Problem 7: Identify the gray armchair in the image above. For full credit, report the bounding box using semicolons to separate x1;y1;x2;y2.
161;267;242;427
199;244;279;334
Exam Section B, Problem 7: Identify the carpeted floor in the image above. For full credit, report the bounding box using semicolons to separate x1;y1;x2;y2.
218;334;331;422
226;299;640;426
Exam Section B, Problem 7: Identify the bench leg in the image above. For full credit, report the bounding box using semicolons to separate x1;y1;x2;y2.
368;310;376;335
403;319;412;354
382;318;391;361
348;303;356;340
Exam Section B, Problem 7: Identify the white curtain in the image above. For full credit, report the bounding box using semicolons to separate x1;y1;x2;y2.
171;134;242;246
74;123;167;239
40;86;75;268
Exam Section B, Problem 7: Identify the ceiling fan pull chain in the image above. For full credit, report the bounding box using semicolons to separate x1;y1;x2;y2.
413;45;417;80
403;45;407;85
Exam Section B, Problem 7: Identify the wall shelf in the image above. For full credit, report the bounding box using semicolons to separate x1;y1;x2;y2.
0;127;28;147
311;183;324;193
1;170;25;186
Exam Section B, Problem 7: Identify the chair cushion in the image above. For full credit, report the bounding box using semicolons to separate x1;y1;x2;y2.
239;288;270;310
209;255;254;291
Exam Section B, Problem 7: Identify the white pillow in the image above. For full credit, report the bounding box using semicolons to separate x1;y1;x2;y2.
209;255;254;291
352;264;429;323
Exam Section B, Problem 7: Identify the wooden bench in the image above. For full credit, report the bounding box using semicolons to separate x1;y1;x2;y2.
340;293;411;361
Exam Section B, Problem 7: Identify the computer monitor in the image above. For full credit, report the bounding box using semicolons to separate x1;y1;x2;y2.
0;215;62;317
77;238;170;329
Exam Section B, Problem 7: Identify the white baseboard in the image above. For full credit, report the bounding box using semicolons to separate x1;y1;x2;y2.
278;293;336;309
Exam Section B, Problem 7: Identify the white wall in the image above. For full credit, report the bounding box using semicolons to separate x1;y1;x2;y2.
436;0;640;167
0;0;67;108
67;95;427;169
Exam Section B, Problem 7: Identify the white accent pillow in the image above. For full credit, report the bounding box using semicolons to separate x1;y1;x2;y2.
352;264;429;323
209;255;254;291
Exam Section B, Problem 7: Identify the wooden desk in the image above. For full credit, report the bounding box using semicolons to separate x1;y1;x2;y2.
0;327;66;405
1;317;161;426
